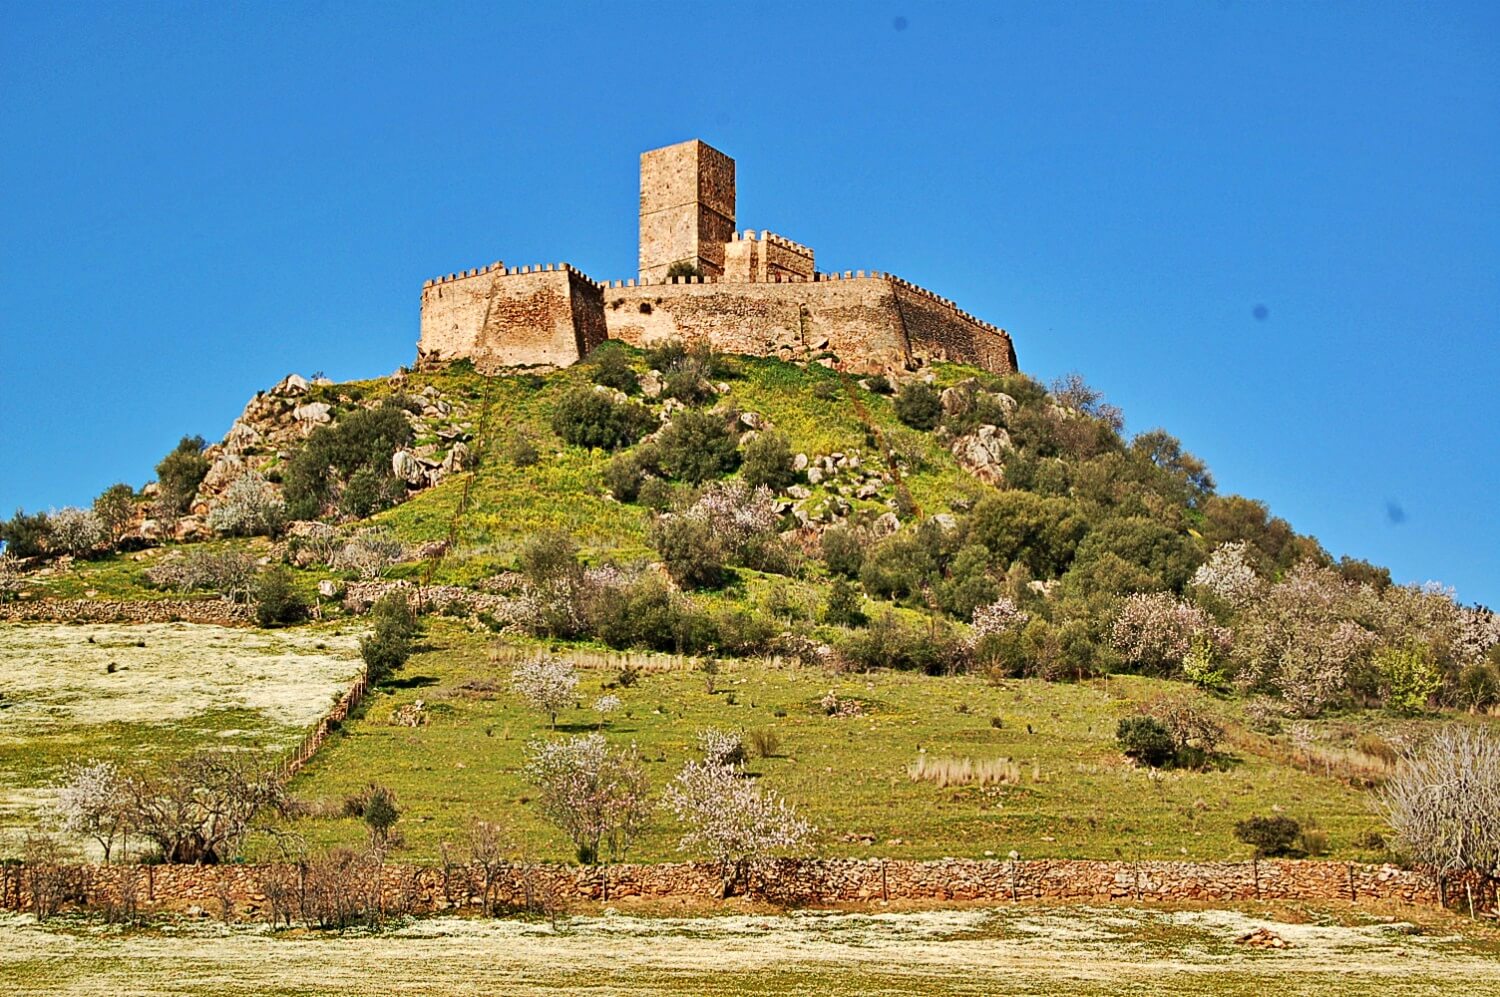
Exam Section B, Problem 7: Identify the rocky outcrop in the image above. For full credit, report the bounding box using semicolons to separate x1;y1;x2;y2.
950;425;1012;485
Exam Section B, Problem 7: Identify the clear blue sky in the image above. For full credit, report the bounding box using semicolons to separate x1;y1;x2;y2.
2;2;1496;607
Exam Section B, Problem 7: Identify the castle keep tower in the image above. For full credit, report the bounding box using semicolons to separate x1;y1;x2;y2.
638;139;736;282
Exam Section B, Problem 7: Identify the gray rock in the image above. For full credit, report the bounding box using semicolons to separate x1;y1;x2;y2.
641;371;663;398
787;485;811;500
950;425;1013;485
293;401;333;424
793;453;809;471
272;373;310;396
392;449;425;485
806;466;825;485
872;512;900;537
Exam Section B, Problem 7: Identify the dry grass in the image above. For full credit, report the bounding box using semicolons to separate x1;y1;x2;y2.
907;753;1023;787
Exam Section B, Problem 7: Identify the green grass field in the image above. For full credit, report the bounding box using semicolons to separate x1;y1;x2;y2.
257;618;1398;865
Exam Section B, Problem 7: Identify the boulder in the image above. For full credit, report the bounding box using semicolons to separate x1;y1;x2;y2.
872;512;900;537
271;373;310;397
806;466;825;485
442;442;471;474
641;371;663;398
950;425;1012;485
292;401;333;425
199;454;245;494
392;449;425;486
793;453;809;472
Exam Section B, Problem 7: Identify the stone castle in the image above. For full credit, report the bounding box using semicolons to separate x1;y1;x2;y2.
417;140;1017;375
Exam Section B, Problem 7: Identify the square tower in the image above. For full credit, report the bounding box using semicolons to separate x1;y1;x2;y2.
639;139;736;282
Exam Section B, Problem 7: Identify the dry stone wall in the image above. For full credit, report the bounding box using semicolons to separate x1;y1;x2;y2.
0;598;251;626
1;859;1458;918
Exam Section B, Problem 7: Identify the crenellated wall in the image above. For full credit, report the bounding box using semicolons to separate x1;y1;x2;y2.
417;263;607;371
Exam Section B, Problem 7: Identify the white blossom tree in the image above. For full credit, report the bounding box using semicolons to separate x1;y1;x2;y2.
329;527;406;579
663;759;814;896
971;597;1030;639
206;472;285;538
524;734;651;863
47;507;108;557
1379;727;1500;892
1111;591;1230;676
511;658;579;728
1188;541;1262;608
51;760;129;862
696;728;746;767
592;694;622;730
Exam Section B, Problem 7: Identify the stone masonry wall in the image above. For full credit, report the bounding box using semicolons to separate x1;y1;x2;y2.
602;274;1015;375
1;859;1460;919
0;598;252;626
639;140;736;281
418;264;606;371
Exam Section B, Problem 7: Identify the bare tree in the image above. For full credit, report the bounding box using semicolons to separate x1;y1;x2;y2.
466;819;513;914
121;750;286;864
662;759;814;897
524;734;651;864
1380;728;1500;890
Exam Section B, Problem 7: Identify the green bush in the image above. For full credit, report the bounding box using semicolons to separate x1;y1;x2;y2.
665;260;701;280
154;436;211;516
638;476;676;511
812;379;841;401
0;509;51;559
663;366;714;406
1115;716;1176;767
864;374;893;395
1234;815;1303;857
966;491;1089;579
838;612;972;674
893;381;942;431
821;525;865;578
823;577;866;627
651;514;727;589
934;544;1000;620
283;400;413;520
92;484;137;540
656;410;739;483
253;566;309;627
360;592;418;683
504;431;541;467
587;342;640;394
741;432;796;492
604;451;649;502
550;387;655;451
644;339;688;372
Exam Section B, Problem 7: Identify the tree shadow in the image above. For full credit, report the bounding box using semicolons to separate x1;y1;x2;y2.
384;674;440;691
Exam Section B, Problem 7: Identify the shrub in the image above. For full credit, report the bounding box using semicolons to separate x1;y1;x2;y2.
1234;815;1303;857
1115;716;1176;767
837;611;972;674
207;472;285;538
821;525;865;578
154;436;210;516
812;379;841;401
865;374;893;395
740;432;796;492
893;381;942;431
505;431;541;467
1143;696;1225;761
253;566;309;627
1379;727;1500;879
360;784;400;844
644;338;688;372
47;507;108;557
656;409;739;483
663;366;715;406
747;728;782;760
638;476;675;511
651;514;727;589
823;577;866;627
283;401;413;520
550;387;654;451
697;728;747;767
605;448;658;502
966;491;1088;579
145;549;257;601
587;342;640;394
330;528;406;580
0;509;51;559
934;544;1000;620
665;260;701;280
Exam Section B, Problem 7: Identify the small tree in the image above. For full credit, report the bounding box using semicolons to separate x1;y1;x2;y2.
92;483;138;541
651;514;728;589
253;566;309;627
0;509;51;558
1379;727;1500;886
360;592;418;683
823;577;866;627
550;387;655;451
656;409;739;483
330;528;406;579
511;657;579;728
524;734;651;863
696;728;747;767
588;342;641;394
120;750;286;863
361;783;400;845
893;381;942;431
663;759;814;896
52;760;129;862
593;694;622;730
154;435;211;517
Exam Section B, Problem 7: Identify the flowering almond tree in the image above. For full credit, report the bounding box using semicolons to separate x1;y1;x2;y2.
524;734;650;864
51;760;129;862
663;759;814;897
511;657;579;729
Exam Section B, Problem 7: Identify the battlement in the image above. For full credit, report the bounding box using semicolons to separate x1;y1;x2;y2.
415;140;1018;376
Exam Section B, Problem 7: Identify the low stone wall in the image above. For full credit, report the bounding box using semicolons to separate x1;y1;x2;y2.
2;859;1462;919
0;598;252;626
